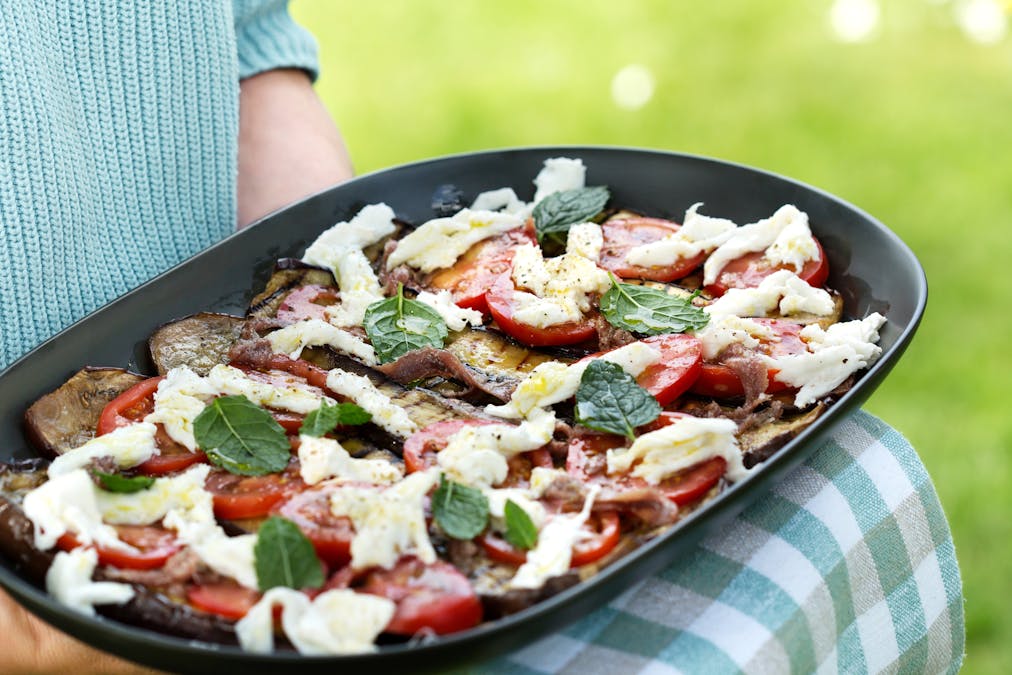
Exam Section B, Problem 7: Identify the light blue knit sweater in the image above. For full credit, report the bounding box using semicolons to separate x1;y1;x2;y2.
0;1;319;369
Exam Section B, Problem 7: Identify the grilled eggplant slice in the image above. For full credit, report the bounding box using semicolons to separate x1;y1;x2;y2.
23;368;146;459
149;313;245;376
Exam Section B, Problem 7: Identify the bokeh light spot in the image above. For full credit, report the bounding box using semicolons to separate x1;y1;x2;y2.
829;0;880;42
955;0;1008;44
611;64;655;111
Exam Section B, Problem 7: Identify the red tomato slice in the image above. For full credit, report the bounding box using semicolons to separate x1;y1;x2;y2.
187;583;262;620
689;318;807;399
705;237;829;296
275;489;356;568
486;273;597;347
428;225;536;314
599;217;707;282
276;284;340;323
205;465;304;520
357;557;482;636
479;511;621;568
635;334;704;406
57;525;180;570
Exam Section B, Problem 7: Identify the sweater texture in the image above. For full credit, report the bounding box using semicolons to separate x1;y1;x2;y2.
0;0;318;369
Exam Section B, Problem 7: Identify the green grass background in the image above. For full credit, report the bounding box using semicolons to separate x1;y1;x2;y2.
294;1;1010;670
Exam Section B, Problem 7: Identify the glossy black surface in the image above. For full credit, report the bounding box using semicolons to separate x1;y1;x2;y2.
0;147;926;674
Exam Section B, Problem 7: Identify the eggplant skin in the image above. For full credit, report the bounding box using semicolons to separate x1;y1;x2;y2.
148;313;245;377
23;368;146;459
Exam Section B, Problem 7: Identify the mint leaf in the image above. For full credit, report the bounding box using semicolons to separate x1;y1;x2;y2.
432;474;489;540
254;516;324;591
364;285;448;364
600;276;709;335
193;395;291;476
299;401;371;437
92;471;155;494
503;499;538;550
575;360;661;439
533;186;610;247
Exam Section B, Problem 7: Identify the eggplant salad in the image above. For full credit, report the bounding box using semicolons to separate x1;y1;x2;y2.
1;158;886;655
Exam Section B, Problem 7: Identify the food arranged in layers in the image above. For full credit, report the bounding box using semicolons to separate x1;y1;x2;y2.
1;158;885;655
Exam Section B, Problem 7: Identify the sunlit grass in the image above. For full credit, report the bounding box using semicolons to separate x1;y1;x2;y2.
294;1;1011;670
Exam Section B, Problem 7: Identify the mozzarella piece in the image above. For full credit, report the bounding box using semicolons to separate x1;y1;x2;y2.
566;222;604;262
437;407;556;488
415;290;483;331
528;466;570;498
236;587;395;655
302;203;397;269
509;242;611;328
511;485;600;589
97;463;213;526
324;369;418;438
328;470;438;570
487;341;661;419
47;422;158;477
297;435;403;486
323;249;387;329
385;209;523;273
46;548;134;616
768;313;886;407
207;364;332;414
266;318;378;365
705;269;835;319
483;487;548;532
533;157;586;204
145;367;217;450
691;314;775;361
471;187;528;215
703;204;820;285
22;469;131;552
607;415;748;484
625;202;738;268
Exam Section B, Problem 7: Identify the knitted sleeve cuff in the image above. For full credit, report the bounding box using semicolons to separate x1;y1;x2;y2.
233;0;319;81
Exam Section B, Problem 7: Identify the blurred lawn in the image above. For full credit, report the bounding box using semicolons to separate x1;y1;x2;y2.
295;1;1010;671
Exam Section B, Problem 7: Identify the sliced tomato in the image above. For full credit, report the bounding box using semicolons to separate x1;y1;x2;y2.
599;217;707;282
205;465;304;520
427;223;536;314
486;273;597;347
275;489;356;568
705;237;829;296
276;284;340;323
479;511;621;568
358;557;482;635
187;583;262;620
97;376;164;434
57;525;180;570
635;334;704;406
689;318;807;399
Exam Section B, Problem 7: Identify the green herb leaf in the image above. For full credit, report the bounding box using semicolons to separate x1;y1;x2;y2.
299;401;372;437
254;516;325;591
575;360;661;439
533;186;610;247
432;474;489;540
193;395;291;476
600;276;710;335
363;285;449;364
503;499;539;550
91;471;155;494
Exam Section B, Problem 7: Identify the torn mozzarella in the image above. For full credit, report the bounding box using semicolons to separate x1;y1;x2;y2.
324;369;418;438
415;290;483;331
298;435;403;486
266;318;377;365
533;157;587;204
47;422;158;477
46;548;134;616
625;203;738;268
704;270;835;319
385;209;523;273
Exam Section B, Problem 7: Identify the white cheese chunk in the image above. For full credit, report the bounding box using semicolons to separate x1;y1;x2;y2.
509;242;611;328
471;187;528;215
528;466;570;498
302;203;397;269
324;369;418;438
297;435;403;486
46;548;134;616
22;469;131;552
415;290;484;331
533;157;587;204
487;341;661;419
145;367;218;450
207;364;332;414
625;202;738;268
98;463;212;525
566;222;604;262
386;209;523;273
607;416;748;484
328;470;438;570
705;269;835;319
703;204;820;285
691;314;775;361
266;318;378;365
768;313;886;407
437;407;556;488
48;422;158;477
323;249;387;329
511;485;600;589
236;587;395;655
483;487;548;532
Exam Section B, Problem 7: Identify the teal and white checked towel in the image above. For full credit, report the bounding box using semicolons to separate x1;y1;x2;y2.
482;411;965;674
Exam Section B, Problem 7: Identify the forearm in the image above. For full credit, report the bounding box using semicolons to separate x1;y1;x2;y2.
236;69;354;228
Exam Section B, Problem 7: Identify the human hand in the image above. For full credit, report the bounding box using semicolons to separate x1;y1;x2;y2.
0;588;161;675
236;68;355;228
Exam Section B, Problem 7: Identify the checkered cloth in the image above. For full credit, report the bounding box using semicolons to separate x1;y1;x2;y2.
482;411;965;674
